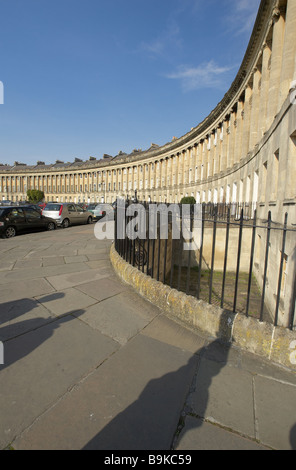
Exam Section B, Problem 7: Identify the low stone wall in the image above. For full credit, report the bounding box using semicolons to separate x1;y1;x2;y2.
110;243;296;371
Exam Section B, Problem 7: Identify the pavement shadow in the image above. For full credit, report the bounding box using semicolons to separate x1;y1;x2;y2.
0;293;85;370
290;424;296;450
83;320;231;450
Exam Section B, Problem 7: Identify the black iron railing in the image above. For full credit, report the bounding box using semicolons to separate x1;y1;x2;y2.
114;202;296;330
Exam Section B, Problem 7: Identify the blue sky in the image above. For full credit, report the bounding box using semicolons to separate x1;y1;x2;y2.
0;0;261;166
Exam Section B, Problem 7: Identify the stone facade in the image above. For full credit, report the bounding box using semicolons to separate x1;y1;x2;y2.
1;1;295;222
0;0;296;325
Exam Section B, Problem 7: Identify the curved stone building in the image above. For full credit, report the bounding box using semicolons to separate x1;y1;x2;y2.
1;0;296;225
1;0;296;327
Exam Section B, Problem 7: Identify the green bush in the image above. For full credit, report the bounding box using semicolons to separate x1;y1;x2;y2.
27;189;45;203
180;196;196;205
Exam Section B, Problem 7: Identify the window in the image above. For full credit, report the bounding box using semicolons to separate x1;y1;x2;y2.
286;133;296;199
44;204;61;212
246;176;251;203
226;185;230;204
281;254;288;296
8;208;25;220
232;182;237;203
24;208;41;219
271;150;279;201
261;162;268;203
253;170;259;205
239;179;244;203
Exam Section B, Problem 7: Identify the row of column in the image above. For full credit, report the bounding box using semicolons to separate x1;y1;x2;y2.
1;1;296;204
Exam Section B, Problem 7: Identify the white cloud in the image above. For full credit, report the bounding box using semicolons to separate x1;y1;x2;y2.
226;0;261;35
166;60;235;92
140;18;182;59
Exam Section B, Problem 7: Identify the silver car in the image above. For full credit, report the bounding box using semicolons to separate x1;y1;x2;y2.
42;203;93;228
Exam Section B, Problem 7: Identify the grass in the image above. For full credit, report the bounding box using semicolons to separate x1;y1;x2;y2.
166;265;271;322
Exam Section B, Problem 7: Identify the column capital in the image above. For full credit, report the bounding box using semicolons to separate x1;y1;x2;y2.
272;5;286;23
263;39;273;50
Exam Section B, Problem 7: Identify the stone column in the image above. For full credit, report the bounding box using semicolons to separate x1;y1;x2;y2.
241;84;252;158
234;99;244;163
258;40;272;138
228;109;237;168
221;117;229;171
208;133;214;177
249;67;262;149
279;0;296;109
200;139;206;180
196;142;201;180
266;7;285;129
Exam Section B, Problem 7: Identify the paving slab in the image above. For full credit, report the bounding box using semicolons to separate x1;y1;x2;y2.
85;260;113;269
35;288;97;317
0;260;16;271
45;266;113;290
12;335;198;450
74;290;160;345
254;376;296;450
0;314;119;450
190;354;255;439
42;256;65;267
13;259;43;270
0;297;56;341
0;278;55;302
64;255;89;264
175;416;268;450
141;314;206;354
1;226;296;451
75;277;129;301
0;262;91;284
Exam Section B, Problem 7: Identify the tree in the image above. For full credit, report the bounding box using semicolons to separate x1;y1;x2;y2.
180;196;196;205
27;190;45;203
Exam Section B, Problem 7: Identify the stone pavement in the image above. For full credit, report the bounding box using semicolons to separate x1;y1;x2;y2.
0;224;296;450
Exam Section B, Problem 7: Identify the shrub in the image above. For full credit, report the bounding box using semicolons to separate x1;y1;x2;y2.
27;190;45;203
180;196;196;205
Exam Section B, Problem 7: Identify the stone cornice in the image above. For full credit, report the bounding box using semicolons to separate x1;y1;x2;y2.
0;1;277;176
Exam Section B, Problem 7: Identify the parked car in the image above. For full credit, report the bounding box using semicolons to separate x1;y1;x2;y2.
86;203;114;221
0;200;12;206
0;206;57;238
42;203;93;228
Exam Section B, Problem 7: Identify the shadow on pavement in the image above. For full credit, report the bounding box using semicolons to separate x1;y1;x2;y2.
83;320;231;450
290;424;296;450
0;293;85;370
